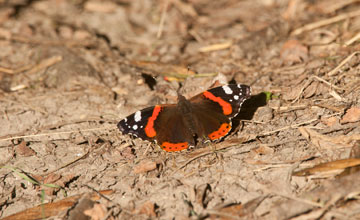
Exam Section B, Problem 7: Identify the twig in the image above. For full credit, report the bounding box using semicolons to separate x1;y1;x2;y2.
173;151;214;173
0;64;33;74
142;142;154;157
85;185;113;202
311;75;345;90
291;9;360;36
254;164;292;172
199;41;233;53
271;105;308;112
292;79;312;103
298;194;343;219
206;210;242;220
0;33;93;47
271;191;323;208
260;118;318;136
0;126;113;142
328;51;360;76
1;96;49;114
0;55;62;85
171;141;256;174
314;103;343;112
292;75;345;103
345;32;360;46
157;0;169;38
0;117;112;141
43;149;90;176
171;118;317;173
26;56;63;75
317;0;360;14
319;122;360;135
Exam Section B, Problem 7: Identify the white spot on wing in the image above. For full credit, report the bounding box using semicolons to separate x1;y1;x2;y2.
222;85;233;94
134;111;141;122
132;125;138;130
234;95;239;100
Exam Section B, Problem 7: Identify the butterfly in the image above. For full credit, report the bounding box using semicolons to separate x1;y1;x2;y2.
118;84;251;152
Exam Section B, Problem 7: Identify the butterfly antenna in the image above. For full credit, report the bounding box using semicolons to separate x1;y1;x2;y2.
177;65;192;95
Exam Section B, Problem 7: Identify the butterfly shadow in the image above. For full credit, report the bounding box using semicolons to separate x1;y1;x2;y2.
231;92;268;132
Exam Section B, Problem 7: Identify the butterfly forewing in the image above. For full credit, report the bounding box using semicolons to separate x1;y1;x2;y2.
117;106;158;141
190;84;251;118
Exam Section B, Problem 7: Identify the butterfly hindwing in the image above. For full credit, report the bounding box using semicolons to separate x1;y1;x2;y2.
152;107;195;152
189;84;251;140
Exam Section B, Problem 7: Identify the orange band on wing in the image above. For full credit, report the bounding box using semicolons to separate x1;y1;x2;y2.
203;91;232;115
161;142;189;152
144;105;162;138
208;123;231;140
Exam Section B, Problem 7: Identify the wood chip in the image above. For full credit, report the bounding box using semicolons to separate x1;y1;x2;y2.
84;203;107;220
280;39;308;63
341;107;360;123
84;1;118;13
138;201;156;217
133;160;157;174
15;141;36;157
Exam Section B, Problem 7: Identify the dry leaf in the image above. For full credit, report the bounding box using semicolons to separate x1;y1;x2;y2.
293;158;360;176
1;190;114;220
15;141;36;157
195;184;211;208
44;174;74;196
0;27;11;39
282;0;305;20
84;203;107;220
280;39;308;64
69;197;96;220
172;0;197;17
133;160;157;174
315;0;357;14
341;107;360;123
138;201;156;217
298;127;360;149
74;30;91;40
210;196;265;219
338;143;360;177
282;85;303;100
121;146;136;160
321;116;337;127
273;172;360;219
350;143;360;158
253;145;274;155
0;7;14;24
303;81;319;98
43;173;62;184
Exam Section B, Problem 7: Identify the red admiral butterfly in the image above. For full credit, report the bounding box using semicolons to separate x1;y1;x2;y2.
118;84;251;152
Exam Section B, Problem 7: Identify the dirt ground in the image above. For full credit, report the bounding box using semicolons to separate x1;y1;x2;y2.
1;0;360;219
